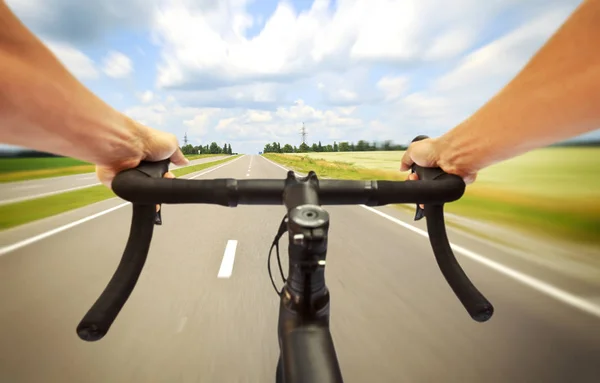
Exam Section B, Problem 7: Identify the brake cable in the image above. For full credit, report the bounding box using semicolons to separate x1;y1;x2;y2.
268;215;288;296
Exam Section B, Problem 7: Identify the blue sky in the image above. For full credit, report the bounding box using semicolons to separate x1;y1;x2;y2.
5;0;592;154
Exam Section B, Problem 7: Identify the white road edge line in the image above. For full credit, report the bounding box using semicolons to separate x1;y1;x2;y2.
260;154;600;318
0;156;236;206
0;202;130;257
0;183;102;206
0;155;245;256
360;206;600;319
217;240;238;278
189;155;244;179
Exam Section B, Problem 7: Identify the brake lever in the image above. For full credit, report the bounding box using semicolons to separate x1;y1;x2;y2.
155;205;163;225
409;135;493;322
77;159;171;341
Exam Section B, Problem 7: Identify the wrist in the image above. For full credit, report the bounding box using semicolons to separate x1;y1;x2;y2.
85;112;149;169
435;123;484;178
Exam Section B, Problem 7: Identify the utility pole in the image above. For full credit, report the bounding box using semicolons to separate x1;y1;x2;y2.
300;122;307;144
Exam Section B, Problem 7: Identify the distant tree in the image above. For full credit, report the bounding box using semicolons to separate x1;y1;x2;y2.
333;141;339;152
317;141;323;152
338;142;349;152
311;143;318;152
299;142;310;153
282;144;293;153
349;142;355;151
181;144;195;155
209;142;220;154
326;144;333;152
356;140;368;151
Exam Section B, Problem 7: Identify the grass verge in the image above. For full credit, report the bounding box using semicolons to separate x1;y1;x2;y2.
0;154;223;183
0;155;239;231
263;153;600;246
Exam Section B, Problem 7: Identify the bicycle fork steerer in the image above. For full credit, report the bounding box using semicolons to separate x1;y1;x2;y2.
274;170;343;383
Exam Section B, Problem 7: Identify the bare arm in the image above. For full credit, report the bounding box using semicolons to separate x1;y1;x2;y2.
0;1;187;187
401;0;600;183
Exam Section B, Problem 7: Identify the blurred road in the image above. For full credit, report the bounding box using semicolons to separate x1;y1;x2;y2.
0;155;226;205
0;155;599;383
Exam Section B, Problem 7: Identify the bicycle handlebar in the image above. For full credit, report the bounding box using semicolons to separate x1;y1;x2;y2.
76;135;494;342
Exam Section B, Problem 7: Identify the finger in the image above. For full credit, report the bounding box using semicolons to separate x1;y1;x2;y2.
170;147;189;166
400;146;414;172
463;173;477;185
407;173;419;181
96;166;114;189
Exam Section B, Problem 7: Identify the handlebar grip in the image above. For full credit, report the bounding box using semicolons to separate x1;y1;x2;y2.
76;160;171;341
77;204;156;341
425;205;493;321
409;134;493;322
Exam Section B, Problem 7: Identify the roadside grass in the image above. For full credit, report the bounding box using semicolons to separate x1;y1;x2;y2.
0;154;223;183
0;155;240;231
263;152;600;246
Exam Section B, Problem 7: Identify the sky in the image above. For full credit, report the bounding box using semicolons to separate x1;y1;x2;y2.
4;0;593;154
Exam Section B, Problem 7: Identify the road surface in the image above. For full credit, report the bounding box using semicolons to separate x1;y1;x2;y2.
0;155;599;383
0;155;227;205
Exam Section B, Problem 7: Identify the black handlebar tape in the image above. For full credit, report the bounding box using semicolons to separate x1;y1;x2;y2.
376;176;464;205
425;204;494;322
76;204;156;341
113;170;238;206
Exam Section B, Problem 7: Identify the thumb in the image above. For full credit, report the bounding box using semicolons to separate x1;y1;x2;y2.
170;147;189;166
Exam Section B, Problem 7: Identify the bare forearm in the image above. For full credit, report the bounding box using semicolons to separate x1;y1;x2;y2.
0;1;145;166
438;0;600;174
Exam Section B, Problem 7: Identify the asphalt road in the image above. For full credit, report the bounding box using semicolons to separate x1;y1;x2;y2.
0;155;227;205
0;154;599;383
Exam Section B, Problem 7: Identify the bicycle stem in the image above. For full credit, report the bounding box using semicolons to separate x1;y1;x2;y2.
277;171;343;382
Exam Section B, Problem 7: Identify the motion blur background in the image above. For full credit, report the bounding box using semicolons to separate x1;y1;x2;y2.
1;0;598;382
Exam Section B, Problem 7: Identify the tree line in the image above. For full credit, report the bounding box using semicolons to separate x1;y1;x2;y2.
263;140;409;153
180;142;234;155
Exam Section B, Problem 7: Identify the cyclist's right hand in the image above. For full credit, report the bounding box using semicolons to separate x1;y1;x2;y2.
400;136;478;184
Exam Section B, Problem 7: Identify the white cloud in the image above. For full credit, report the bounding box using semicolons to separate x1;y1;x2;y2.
45;40;99;80
102;51;134;78
152;0;514;89
377;76;409;101
10;0;588;153
434;6;576;97
123;96;367;153
137;90;154;103
183;108;221;137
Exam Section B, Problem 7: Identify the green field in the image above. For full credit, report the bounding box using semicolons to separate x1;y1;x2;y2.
289;149;600;199
268;148;600;246
0;154;222;183
0;155;239;230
